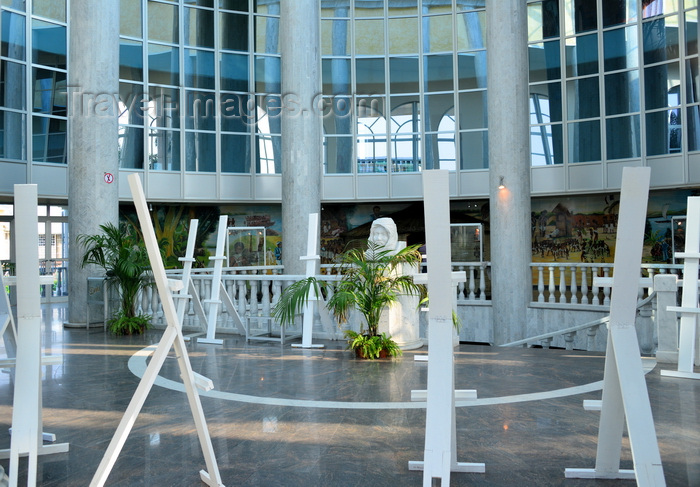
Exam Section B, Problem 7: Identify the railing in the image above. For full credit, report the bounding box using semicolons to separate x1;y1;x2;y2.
499;291;657;353
529;262;682;307
2;258;69;300
130;261;684;328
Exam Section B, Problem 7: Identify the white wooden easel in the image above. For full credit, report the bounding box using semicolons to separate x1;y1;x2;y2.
198;216;228;345
175;219;245;341
660;196;700;380
90;174;224;487
566;167;665;485
291;213;324;349
408;170;484;485
173;219;208;339
5;185;68;487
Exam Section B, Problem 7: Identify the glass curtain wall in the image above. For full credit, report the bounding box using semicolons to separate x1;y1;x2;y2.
322;1;475;174
528;0;695;164
0;0;67;165
4;1;700;182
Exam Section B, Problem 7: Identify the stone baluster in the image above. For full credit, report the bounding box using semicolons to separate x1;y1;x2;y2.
250;278;260;317
646;268;656;294
602;266;611;305
558;266;567;303
537;266;545;302
540;337;553;349
591;266;600;305
468;265;476;300
564;331;577;350
586;324;599;351
479;265;486;301
271;279;282;307
570;266;578;304
227;279;236;310
237;280;247;318
580;266;589;304
152;286;162;323
138;287;146;315
637;297;655;355
456;265;465;301
548;266;556;303
261;279;271;318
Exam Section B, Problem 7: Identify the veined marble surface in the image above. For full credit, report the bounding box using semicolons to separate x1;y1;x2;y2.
0;302;697;486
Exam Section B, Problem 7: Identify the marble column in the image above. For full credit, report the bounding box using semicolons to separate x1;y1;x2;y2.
486;0;531;344
280;0;322;276
67;0;120;325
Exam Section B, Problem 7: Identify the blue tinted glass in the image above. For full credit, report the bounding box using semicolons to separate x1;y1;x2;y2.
603;25;638;72
606;115;640;159
185;49;215;89
1;60;26;110
32;20;65;69
2;11;26;60
605;70;640;115
221;52;248;91
221;133;250;172
0;110;25;160
148;43;179;85
529;40;561;82
254;55;280;93
120;39;143;81
32;115;66;163
32;68;66;116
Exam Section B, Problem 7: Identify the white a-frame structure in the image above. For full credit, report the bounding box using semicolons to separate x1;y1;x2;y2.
90;174;224;487
660;196;700;381
566;167;665;485
408;170;484;485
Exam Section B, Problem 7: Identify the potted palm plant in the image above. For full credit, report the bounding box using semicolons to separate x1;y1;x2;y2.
273;241;424;359
78;222;154;335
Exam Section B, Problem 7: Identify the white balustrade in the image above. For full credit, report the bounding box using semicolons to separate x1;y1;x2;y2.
130;261;683;336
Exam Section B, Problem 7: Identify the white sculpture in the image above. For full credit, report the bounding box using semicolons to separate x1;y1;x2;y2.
366;217;399;257
365;217;423;350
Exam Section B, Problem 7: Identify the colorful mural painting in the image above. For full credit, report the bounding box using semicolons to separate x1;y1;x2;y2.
531;188;698;265
118;188;698;270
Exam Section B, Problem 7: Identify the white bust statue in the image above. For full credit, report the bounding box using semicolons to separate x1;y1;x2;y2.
366;217;399;257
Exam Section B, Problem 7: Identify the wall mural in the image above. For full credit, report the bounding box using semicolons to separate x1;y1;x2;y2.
120;188;698;270
531;189;698;265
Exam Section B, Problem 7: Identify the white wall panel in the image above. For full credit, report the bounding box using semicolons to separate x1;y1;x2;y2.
531;165;565;194
606;160;642;190
33;164;67;197
323;175;355;200
357;174;389;199
568;163;604;191
184;174;218;200
391;173;423;198
647;156;684;187
459;170;489;197
254;175;282;200
220;174;252;200
0;162;27;194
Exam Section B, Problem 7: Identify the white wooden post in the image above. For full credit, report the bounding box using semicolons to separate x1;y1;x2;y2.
7;185;69;487
292;213;324;349
565;167;665;486
661;196;700;380
90;174;224;487
199;216;228;345
408;170;484;485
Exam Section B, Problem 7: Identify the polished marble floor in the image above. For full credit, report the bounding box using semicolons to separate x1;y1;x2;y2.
0;303;698;486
